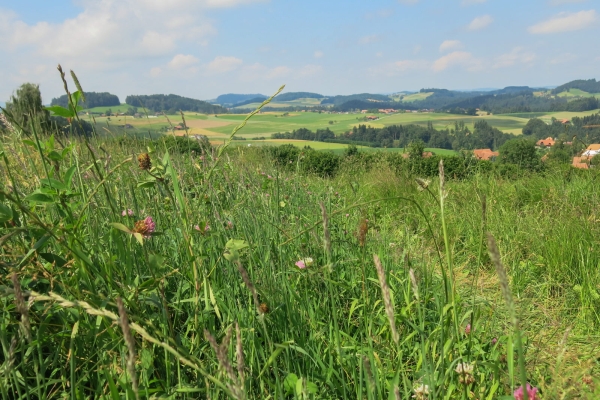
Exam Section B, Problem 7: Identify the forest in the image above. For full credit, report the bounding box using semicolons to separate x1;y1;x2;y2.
125;94;228;114
50;91;120;108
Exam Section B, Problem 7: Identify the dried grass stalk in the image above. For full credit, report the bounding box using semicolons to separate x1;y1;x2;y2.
11;274;32;343
235;261;262;314
117;297;139;400
373;255;399;345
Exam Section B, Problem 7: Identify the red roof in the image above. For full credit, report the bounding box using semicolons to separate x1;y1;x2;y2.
473;149;499;160
536;137;555;147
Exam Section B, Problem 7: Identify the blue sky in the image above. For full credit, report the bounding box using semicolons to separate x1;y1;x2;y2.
0;0;598;103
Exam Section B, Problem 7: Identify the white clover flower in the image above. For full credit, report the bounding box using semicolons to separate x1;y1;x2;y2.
455;362;474;375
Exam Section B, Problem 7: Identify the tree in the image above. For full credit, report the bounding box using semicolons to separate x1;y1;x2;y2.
499;139;541;170
522;118;547;137
3;83;51;131
407;139;425;160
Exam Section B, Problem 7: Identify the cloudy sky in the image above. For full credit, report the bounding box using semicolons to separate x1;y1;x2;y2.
0;0;599;103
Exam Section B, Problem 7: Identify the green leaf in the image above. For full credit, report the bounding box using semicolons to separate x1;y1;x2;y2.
18;233;51;267
258;341;293;378
45;105;74;118
39;252;68;268
40;178;67;191
283;373;298;395
22;139;37;148
296;378;318;396
63;165;77;188
0;203;13;223
133;232;144;245
225;239;248;251
137;178;156;188
109;222;132;233
25;192;55;203
47;150;63;161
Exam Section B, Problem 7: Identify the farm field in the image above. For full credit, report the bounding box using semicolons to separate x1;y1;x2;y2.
91;108;600;139
556;88;600;98
400;92;434;102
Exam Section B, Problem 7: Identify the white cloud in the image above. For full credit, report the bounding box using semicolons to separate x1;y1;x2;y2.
206;56;243;73
550;53;577;64
461;0;487;5
467;14;493;30
528;10;597;34
358;35;380;45
398;0;419;4
439;40;463;52
432;51;481;72
493;47;536;68
314;51;324;59
150;67;162;77
413;45;422;54
168;54;199;69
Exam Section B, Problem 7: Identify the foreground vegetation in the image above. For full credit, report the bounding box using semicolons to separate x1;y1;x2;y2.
1;77;599;399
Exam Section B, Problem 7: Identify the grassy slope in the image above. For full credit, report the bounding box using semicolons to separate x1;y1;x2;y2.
556;89;600;98
1;131;598;398
401;92;434;102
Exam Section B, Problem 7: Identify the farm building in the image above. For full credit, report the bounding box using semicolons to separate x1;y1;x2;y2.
473;149;499;161
582;144;600;158
536;137;555;147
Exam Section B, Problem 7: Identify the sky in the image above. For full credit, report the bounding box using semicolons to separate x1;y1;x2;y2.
0;0;599;104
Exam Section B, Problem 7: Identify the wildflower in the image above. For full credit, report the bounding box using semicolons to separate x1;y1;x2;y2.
412;384;429;400
455;362;475;385
513;383;539;400
226;221;233;229
346;213;349;217
137;153;152;171
133;216;155;238
492;337;498;345
465;323;472;335
259;303;269;314
295;260;306;269
122;209;134;217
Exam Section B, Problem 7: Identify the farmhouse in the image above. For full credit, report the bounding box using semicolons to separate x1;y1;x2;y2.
473;148;499;161
582;144;600;157
366;115;378;120
536;137;555;147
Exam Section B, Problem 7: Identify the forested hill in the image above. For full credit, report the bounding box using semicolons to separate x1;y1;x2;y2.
51;92;120;108
125;94;228;114
275;92;324;101
551;79;600;94
321;93;391;105
214;93;266;105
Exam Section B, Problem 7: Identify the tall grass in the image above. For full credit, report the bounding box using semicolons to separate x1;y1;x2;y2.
1;78;599;398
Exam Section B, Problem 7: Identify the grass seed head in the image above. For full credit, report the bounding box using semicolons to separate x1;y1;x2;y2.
138;153;152;171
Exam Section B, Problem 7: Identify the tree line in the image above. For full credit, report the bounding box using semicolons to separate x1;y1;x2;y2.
50;92;120;108
271;120;514;151
125;94;228;114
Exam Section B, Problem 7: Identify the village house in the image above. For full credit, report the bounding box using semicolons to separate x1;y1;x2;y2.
473;148;499;161
536;137;555;148
366;115;378;120
572;144;600;169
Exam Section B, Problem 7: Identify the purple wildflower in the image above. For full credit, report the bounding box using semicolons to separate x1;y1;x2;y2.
513;383;539;400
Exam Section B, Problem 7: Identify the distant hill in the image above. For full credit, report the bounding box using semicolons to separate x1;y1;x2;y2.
321;93;391;106
51;92;120;108
232;97;270;107
275;92;324;101
215;93;266;105
125;94;228;114
551;79;600;95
